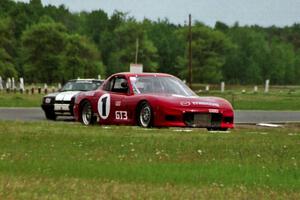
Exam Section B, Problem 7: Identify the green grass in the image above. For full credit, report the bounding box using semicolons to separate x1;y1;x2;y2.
0;121;299;199
0;92;43;107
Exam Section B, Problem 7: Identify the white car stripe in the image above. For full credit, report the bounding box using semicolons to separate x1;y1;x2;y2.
55;91;81;101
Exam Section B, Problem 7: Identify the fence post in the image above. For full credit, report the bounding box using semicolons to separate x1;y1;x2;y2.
19;78;25;93
221;82;225;93
0;76;3;91
205;85;210;92
12;78;15;90
254;86;258;93
265;80;270;93
6;78;11;92
44;84;48;94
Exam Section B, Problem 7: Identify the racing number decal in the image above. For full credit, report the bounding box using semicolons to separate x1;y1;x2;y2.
98;94;111;119
115;111;128;120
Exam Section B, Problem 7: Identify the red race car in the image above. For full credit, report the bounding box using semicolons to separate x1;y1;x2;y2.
73;73;234;131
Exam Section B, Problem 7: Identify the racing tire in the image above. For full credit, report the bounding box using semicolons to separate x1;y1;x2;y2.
80;101;96;125
45;111;56;120
137;101;153;128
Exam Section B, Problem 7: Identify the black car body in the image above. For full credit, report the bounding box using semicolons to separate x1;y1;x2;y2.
41;79;103;120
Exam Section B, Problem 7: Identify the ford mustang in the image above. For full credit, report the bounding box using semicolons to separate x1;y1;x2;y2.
73;73;234;130
41;79;103;120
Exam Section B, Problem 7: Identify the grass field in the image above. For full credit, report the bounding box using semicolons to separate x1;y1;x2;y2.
0;121;299;199
0;92;43;107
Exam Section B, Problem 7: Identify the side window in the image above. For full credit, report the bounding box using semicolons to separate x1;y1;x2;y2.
103;76;128;93
112;77;128;93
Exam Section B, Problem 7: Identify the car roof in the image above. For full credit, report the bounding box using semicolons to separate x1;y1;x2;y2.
113;72;174;78
68;79;104;82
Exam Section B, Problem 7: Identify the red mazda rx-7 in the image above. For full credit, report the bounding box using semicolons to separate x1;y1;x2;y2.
73;72;234;131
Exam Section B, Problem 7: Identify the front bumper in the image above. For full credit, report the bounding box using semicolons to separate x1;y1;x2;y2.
153;106;234;129
41;102;74;116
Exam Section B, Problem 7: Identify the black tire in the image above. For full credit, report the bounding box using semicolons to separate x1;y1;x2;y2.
80;101;96;125
137;101;153;128
207;128;228;131
45;111;56;120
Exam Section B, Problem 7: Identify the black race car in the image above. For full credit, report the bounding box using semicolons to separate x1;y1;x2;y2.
41;79;103;120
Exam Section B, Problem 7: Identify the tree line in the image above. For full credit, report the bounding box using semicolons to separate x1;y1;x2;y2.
0;0;300;84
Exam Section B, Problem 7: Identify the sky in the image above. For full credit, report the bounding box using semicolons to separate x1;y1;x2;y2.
16;0;300;27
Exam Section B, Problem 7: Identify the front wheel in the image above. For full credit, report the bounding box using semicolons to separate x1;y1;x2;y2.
80;101;95;125
137;101;153;128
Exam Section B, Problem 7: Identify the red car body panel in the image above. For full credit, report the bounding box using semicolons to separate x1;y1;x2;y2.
73;73;234;129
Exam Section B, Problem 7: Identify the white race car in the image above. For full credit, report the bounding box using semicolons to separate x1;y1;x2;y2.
41;79;103;120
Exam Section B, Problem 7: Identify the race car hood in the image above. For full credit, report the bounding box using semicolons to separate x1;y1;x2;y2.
55;91;81;101
44;92;59;98
147;94;233;110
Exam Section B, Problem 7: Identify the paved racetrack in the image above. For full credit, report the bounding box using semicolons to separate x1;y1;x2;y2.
1;108;300;124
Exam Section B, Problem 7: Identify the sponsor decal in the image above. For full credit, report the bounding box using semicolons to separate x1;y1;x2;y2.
180;101;191;106
98;94;111;119
209;109;219;113
115;101;121;107
192;101;220;107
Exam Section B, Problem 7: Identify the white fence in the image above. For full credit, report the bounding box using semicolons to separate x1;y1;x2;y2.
0;76;59;94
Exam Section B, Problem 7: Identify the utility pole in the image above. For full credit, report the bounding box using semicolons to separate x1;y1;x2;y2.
135;38;139;64
188;14;192;88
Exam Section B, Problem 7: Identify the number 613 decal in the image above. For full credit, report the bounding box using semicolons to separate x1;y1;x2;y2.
98;94;110;119
115;111;128;120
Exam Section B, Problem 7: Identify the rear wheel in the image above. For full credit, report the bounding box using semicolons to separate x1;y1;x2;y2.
137;101;153;128
80;101;95;125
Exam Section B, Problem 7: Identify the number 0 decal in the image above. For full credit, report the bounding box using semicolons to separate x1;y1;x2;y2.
98;94;111;119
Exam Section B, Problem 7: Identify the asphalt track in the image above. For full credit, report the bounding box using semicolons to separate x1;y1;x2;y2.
1;108;300;124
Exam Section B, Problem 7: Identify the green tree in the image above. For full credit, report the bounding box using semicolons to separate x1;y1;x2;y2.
64;34;104;80
107;20;158;75
0;17;17;79
44;5;81;33
144;19;184;75
0;0;15;17
21;18;67;83
83;9;109;44
269;39;296;84
223;28;269;84
177;23;233;83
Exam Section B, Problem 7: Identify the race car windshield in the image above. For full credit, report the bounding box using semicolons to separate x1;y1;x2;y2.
130;76;196;96
61;81;101;92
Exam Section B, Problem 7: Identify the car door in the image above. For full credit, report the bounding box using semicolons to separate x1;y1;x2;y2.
97;75;134;125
